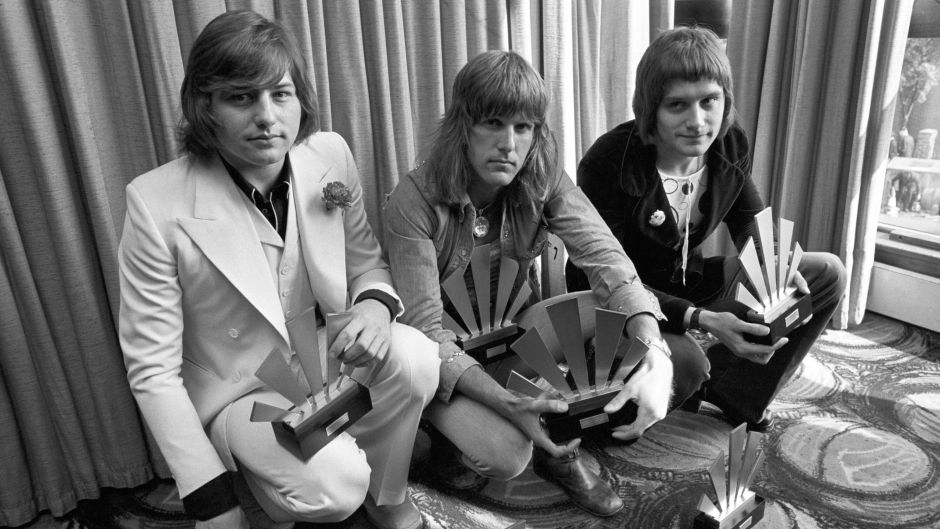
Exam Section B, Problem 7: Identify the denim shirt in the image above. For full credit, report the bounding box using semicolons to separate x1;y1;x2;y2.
383;164;663;402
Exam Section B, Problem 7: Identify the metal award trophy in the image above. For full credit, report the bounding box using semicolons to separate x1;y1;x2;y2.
735;207;812;345
506;296;648;442
694;424;767;529
441;243;530;363
249;311;372;459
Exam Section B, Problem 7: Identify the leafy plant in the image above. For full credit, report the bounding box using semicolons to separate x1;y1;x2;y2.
898;38;940;131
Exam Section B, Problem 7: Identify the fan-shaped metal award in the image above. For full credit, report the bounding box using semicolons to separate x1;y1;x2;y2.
694;424;767;529
736;207;813;345
441;243;529;363
506;295;648;442
249;311;372;460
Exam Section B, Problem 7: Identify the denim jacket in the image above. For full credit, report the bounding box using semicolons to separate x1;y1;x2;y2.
384;164;663;402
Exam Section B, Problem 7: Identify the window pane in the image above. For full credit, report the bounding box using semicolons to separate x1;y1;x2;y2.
879;37;940;242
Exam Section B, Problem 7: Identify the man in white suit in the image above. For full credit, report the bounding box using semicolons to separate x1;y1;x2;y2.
118;10;438;529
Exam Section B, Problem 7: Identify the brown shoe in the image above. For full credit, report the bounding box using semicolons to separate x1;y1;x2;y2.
532;448;624;517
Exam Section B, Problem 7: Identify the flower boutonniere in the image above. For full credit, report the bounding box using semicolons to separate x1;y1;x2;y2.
648;209;666;227
322;181;353;211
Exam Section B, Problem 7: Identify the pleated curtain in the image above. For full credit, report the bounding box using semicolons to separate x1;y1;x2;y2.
0;1;656;525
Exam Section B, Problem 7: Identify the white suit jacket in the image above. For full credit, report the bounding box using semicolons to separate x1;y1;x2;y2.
118;132;402;497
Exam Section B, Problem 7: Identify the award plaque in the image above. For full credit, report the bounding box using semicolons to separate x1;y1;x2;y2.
441;243;529;363
693;424;767;529
507;295;648;442
735;207;813;345
249;311;372;460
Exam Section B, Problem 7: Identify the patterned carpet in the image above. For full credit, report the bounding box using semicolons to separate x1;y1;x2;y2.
32;313;940;529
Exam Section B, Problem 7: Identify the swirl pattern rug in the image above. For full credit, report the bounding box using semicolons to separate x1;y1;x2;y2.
37;314;940;529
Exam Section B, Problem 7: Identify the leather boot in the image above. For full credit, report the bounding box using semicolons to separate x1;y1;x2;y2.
532;448;623;517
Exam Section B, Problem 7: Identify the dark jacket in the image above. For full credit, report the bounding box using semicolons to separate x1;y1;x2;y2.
567;120;765;332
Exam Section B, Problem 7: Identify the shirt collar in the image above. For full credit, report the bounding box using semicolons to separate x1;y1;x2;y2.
221;154;293;202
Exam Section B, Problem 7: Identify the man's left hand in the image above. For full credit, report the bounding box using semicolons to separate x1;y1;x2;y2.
329;299;391;367
603;346;673;442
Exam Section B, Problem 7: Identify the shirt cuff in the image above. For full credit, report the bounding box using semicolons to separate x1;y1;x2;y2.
181;472;238;521
610;285;666;321
436;340;479;402
355;289;397;320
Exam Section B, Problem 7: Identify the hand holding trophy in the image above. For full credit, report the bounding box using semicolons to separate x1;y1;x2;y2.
506;294;650;442
735;207;813;345
249;311;373;459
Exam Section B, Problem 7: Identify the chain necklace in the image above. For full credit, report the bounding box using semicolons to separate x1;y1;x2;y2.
472;210;490;238
472;202;494;238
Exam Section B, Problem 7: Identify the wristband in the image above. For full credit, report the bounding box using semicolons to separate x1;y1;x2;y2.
690;308;703;330
355;289;397;320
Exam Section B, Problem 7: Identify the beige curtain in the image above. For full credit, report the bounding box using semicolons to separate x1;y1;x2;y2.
0;1;175;526
0;0;656;524
536;1;664;295
727;0;913;328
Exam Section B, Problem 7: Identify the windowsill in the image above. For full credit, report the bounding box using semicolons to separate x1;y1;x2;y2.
874;226;940;278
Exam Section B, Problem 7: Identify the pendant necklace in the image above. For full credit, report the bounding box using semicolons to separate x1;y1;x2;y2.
472;203;492;238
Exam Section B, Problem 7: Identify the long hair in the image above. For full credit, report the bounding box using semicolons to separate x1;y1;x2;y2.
426;50;557;206
632;26;736;144
177;10;319;157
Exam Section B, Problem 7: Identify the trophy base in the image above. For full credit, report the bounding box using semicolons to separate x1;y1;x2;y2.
274;380;372;460
693;492;765;529
745;292;813;345
458;324;522;364
543;383;638;442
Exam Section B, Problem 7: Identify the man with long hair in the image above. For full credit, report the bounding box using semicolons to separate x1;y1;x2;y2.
384;50;710;517
119;11;438;529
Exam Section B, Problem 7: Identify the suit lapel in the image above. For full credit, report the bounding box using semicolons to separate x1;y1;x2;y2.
178;157;289;341
290;144;348;313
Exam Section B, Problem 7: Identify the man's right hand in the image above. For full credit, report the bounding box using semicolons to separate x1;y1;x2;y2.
195;506;250;529
699;309;787;364
454;366;579;458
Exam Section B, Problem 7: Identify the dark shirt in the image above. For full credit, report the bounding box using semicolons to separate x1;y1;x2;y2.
222;155;292;240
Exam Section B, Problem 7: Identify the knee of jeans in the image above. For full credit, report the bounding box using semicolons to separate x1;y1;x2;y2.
466;438;532;481
809;252;847;295
387;323;441;403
